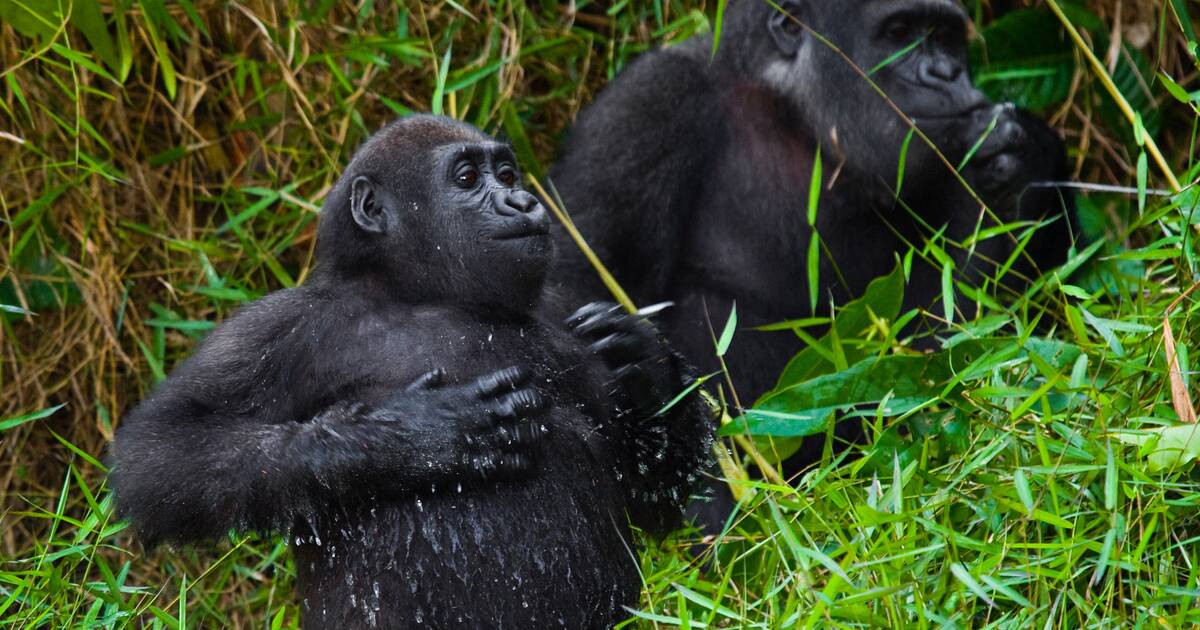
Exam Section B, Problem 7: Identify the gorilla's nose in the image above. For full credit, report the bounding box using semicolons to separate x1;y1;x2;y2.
499;191;541;216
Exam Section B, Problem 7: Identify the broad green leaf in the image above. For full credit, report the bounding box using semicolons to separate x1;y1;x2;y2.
806;234;820;313
432;42;452;115
69;0;120;74
1014;467;1034;515
941;262;954;325
0;0;61;43
1136;152;1148;212
736;338;1081;437
138;0;177;99
807;147;821;226
0;404;66;432
895;127;914;196
1114;426;1200;471
773;264;905;390
717;303;737;357
949;563;995;607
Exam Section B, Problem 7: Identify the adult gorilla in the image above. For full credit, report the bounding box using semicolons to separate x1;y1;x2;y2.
549;0;1076;401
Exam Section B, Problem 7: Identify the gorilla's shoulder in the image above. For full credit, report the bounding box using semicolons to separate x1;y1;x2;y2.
226;286;328;329
190;287;335;357
582;43;716;123
555;40;722;175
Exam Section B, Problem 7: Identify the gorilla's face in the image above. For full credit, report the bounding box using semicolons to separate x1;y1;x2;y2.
343;134;551;310
855;1;986;146
423;141;553;303
764;0;989;188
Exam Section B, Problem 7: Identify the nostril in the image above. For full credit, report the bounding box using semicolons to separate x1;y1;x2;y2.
507;192;540;214
937;59;961;82
923;57;962;84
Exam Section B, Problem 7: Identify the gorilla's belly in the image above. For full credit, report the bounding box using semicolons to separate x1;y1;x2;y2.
294;451;638;629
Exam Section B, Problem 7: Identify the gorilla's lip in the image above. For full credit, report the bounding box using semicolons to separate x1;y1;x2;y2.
909;103;990;121
910;109;977;121
492;224;550;241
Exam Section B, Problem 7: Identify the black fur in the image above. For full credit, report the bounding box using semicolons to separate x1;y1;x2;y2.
548;0;1076;402
110;115;712;629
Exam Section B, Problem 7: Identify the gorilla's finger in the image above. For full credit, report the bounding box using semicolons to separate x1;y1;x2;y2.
578;311;657;343
565;302;621;329
468;454;498;478
406;367;445;391
485;387;547;422
495;453;532;476
572;311;627;337
474;366;529;397
588;332;648;364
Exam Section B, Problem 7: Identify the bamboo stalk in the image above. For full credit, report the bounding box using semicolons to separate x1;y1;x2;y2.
528;175;784;495
527;175;637;314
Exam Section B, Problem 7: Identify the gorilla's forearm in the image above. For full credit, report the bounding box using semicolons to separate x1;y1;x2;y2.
621;363;714;536
110;399;455;545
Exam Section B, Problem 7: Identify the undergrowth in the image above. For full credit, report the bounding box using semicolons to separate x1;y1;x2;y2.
2;0;1199;627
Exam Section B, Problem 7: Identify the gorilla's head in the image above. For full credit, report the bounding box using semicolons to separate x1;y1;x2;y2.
723;0;989;187
318;115;552;309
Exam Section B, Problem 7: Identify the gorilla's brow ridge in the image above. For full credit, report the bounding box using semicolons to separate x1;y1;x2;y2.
445;142;517;163
866;0;966;23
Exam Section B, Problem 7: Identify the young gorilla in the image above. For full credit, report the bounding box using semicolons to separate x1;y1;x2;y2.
110;116;712;629
549;0;1077;401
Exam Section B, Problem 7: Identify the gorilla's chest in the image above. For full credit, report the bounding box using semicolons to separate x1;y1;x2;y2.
683;126;907;316
295;308;636;628
348;305;606;412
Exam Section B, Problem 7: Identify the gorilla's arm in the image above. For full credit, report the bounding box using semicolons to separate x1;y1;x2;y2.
549;47;722;301
621;367;713;535
566;303;713;535
110;293;544;546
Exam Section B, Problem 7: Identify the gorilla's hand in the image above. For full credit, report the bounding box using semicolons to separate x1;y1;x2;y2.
960;103;1043;204
368;366;548;481
566;302;677;420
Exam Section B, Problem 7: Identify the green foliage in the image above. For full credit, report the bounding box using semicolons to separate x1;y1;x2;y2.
970;8;1079;109
970;5;1161;145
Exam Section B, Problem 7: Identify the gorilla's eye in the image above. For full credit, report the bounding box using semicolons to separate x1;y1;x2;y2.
455;165;479;188
884;18;914;43
779;14;802;36
497;167;517;187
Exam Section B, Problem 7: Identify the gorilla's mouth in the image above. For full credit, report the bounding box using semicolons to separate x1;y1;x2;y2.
492;224;550;241
910;108;979;121
909;102;991;121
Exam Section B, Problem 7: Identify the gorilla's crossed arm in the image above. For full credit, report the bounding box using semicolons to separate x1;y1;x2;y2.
109;292;549;544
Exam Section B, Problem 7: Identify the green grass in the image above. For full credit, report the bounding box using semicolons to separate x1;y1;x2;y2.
2;1;1199;627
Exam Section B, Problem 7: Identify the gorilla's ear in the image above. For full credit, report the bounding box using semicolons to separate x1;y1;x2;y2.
350;176;388;234
767;1;805;57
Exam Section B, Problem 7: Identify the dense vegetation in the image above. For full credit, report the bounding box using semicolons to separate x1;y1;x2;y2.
2;0;1198;627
